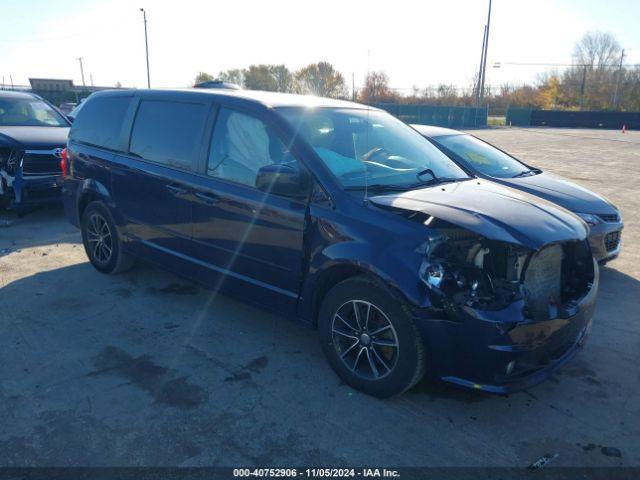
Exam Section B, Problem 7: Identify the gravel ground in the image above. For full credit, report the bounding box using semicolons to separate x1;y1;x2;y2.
0;127;638;468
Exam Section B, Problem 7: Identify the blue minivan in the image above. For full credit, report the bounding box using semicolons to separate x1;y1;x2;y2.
62;89;598;396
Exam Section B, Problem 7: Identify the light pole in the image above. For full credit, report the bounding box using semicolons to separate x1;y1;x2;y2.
612;49;625;109
475;24;487;106
77;57;86;88
140;8;150;88
478;0;492;106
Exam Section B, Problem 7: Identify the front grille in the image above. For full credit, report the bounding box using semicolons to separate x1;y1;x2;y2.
598;213;620;223
22;151;62;176
605;231;621;252
524;244;563;320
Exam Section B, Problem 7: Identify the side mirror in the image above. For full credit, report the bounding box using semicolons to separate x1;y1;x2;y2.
66;115;75;124
256;163;309;199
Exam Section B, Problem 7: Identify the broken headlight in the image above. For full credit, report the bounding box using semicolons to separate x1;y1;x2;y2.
0;148;21;176
419;258;494;306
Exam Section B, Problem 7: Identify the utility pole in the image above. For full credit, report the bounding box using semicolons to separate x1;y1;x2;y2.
475;24;488;106
352;72;355;101
579;65;587;110
612;49;625;109
478;0;492;105
77;57;86;87
140;8;151;88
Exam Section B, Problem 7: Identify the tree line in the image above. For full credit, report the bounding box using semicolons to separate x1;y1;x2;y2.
193;31;640;112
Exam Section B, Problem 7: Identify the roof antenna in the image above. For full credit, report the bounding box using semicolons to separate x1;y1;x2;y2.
363;50;370;206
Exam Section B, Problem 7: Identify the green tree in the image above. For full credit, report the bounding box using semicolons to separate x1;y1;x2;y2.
270;64;294;93
194;72;215;85
294;61;347;98
244;64;278;91
218;69;245;87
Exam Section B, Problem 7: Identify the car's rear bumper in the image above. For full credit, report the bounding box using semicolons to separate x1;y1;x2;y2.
416;260;599;393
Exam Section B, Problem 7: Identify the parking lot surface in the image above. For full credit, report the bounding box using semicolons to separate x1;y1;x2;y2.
1;128;639;467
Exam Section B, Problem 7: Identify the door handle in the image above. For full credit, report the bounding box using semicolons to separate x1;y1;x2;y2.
166;184;189;196
194;191;221;205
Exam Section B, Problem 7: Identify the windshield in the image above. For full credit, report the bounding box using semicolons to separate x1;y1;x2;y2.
277;107;469;190
0;97;68;127
432;134;532;178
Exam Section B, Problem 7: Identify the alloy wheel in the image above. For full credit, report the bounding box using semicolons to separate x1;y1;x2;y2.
331;300;399;380
86;213;113;265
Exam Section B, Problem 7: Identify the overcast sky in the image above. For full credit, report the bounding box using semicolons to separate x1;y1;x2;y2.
1;0;638;92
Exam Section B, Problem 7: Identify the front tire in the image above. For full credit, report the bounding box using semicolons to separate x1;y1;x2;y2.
81;201;134;274
319;276;426;397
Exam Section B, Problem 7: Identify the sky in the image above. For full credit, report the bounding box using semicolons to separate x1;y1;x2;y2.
1;0;639;93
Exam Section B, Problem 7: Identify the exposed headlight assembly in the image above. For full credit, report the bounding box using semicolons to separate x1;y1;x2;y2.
0;148;21;176
419;258;494;306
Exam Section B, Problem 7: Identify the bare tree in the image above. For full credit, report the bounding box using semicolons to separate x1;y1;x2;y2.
573;31;621;69
359;71;396;103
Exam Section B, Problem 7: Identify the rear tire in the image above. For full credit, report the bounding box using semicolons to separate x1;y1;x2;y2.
81;201;134;274
318;276;426;397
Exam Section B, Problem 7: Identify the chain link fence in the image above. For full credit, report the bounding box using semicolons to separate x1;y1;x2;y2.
374;104;488;128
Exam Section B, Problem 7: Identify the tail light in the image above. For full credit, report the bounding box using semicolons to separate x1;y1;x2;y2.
60;148;68;177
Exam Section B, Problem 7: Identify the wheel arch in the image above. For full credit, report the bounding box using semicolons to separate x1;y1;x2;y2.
77;179;114;222
308;262;409;329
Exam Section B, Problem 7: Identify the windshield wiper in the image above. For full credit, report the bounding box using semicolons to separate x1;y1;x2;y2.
512;169;536;178
406;177;470;189
344;184;409;192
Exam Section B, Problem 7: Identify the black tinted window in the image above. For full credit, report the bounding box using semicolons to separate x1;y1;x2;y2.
130;100;207;171
70;96;131;150
208;108;292;187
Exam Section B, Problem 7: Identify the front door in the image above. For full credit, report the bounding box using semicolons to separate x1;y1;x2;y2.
190;106;307;314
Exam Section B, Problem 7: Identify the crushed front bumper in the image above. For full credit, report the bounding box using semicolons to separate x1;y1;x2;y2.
1;170;62;208
417;260;599;394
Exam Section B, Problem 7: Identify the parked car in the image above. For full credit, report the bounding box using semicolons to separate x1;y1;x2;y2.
65;97;88;123
58;102;77;116
0;90;70;211
412;125;623;263
62;89;598;397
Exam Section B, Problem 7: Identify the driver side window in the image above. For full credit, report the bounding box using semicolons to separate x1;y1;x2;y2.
208;108;293;188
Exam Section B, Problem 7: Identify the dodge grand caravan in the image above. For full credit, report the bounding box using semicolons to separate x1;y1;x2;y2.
62;89;598;397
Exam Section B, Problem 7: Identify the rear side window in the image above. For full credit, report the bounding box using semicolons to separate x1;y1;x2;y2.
70;96;131;150
129;100;207;171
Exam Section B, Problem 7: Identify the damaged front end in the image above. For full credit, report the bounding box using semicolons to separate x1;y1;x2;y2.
414;215;597;392
0;146;21;207
0;145;63;210
369;181;598;392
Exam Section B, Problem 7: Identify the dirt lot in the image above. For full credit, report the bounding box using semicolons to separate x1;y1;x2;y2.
0;128;638;467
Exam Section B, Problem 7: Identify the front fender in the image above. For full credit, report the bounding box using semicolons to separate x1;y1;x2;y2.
300;230;433;324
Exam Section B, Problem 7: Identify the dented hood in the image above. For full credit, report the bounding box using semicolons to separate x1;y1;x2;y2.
370;179;588;250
